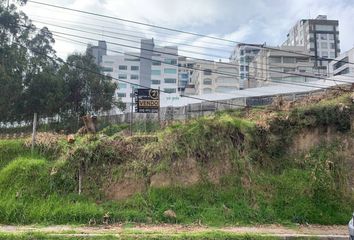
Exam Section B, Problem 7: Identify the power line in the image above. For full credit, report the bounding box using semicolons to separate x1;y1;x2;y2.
52;33;353;93
45;27;354;86
26;8;235;48
27;0;354;66
20;18;354;84
30;20;231;59
12;41;253;109
29;17;233;52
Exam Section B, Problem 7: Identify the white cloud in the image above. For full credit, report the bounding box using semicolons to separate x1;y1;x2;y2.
19;0;354;60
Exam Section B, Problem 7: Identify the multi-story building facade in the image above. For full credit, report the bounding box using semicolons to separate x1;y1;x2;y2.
191;60;239;95
86;40;107;65
101;52;140;113
329;47;354;76
229;43;264;89
177;56;195;94
283;15;340;71
100;39;179;112
249;46;318;87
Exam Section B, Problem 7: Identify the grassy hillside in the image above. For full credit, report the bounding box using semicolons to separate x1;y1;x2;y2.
0;93;353;226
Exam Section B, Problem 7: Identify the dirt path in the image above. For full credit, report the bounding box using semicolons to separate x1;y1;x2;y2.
0;224;349;238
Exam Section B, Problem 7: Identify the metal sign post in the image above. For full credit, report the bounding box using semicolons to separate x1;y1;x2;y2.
130;87;134;136
158;87;161;126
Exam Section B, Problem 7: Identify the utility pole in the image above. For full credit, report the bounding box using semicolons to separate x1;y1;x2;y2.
130;87;134;136
31;113;38;154
158;86;161;127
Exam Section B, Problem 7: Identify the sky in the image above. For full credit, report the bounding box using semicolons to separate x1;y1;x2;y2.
20;0;354;60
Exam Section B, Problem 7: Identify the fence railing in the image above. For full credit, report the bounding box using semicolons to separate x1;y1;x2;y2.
0;132;31;140
100;89;329;124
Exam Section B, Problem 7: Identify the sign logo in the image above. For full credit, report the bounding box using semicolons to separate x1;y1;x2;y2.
149;89;159;100
134;88;160;113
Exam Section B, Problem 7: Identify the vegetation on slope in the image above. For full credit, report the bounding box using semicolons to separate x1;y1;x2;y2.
0;94;352;226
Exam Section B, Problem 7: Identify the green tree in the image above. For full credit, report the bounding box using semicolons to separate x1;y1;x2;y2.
59;53;117;120
0;0;62;123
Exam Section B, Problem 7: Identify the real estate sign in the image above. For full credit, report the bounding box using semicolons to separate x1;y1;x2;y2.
134;88;160;113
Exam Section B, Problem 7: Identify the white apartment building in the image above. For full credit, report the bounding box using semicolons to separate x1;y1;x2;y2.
191;60;239;95
150;45;179;94
249;46;318;87
229;43;264;89
101;52;140;113
283;15;340;71
100;39;179;113
329;47;354;76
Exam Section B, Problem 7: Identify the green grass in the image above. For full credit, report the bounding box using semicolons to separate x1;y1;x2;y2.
0;94;352;226
0;232;287;240
0;135;352;226
0;139;32;170
0;156;105;225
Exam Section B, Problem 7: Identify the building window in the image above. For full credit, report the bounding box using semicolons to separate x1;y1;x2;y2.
336;68;349;75
118;83;127;89
179;73;189;80
131;66;139;71
269;57;281;63
240;65;245;71
152;80;160;85
320;34;327;40
164;68;177;74
329;52;335;58
321;42;328;49
164;88;176;93
283;57;295;63
330;43;335;49
131;74;139;80
329;34;334;40
119;65;127;70
283;67;295;73
203;69;212;75
152;61;161;66
164;59;177;65
117;93;126;98
164;78;177;84
333;57;348;69
102;67;113;72
315;25;333;31
118;74;127;79
240;50;244;55
203;78;212;85
124;58;140;61
103;61;114;64
151;70;161;75
321;51;328;58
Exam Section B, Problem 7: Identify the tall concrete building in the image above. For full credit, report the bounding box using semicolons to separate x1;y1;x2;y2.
229;43;264;89
137;38;179;93
249;46;318;87
283;15;340;71
86;40;107;65
100;39;179;113
101;52;141;113
191;60;239;95
329;47;354;76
